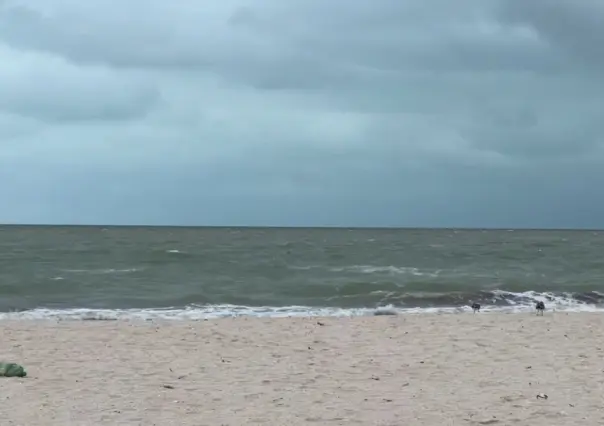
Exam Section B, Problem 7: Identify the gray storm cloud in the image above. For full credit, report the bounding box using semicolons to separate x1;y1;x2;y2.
0;0;603;227
0;45;158;121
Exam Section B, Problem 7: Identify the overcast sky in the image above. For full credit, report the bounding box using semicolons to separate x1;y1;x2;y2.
1;0;603;228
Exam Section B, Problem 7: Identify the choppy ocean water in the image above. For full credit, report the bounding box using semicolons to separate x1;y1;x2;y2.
1;226;603;320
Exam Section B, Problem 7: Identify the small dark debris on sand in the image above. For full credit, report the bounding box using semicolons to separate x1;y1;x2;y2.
373;309;397;316
82;317;118;321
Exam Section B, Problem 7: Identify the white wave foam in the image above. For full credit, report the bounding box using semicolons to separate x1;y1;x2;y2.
490;290;600;312
62;268;141;275
288;265;319;271
166;249;183;254
330;265;439;277
2;296;603;321
0;305;378;321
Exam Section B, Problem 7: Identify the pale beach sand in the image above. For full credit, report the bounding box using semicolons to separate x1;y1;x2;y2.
2;313;604;425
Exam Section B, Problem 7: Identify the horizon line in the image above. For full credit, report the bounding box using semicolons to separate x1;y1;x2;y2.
0;223;602;232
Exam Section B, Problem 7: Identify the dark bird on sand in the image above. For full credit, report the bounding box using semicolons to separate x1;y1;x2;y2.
471;303;481;313
535;301;545;316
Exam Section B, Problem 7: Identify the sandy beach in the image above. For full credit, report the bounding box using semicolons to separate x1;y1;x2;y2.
2;313;604;425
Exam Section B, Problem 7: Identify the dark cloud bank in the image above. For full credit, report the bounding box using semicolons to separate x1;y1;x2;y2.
1;0;603;227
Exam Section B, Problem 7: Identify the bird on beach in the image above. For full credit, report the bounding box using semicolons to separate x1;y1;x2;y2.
535;301;545;316
471;302;481;313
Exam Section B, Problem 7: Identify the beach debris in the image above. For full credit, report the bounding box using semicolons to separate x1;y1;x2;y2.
317;321;325;326
0;362;26;378
374;308;397;316
162;384;175;389
370;375;380;381
383;398;393;402
500;395;517;403
471;303;481;313
82;316;117;321
536;393;548;399
535;301;545;316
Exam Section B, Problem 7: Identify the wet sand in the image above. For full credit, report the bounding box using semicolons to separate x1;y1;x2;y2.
2;312;604;425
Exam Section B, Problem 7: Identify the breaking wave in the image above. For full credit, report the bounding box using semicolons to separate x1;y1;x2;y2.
1;290;602;321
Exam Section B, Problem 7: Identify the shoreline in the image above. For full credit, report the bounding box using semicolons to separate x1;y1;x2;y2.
0;305;601;322
2;313;604;425
0;309;599;325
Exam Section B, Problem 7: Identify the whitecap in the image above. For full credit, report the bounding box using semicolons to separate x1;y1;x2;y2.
330;265;439;277
61;268;141;275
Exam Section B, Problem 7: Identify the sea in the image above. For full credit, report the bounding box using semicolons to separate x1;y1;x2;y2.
1;226;603;320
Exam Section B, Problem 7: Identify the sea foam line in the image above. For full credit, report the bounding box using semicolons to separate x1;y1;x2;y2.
0;300;603;321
